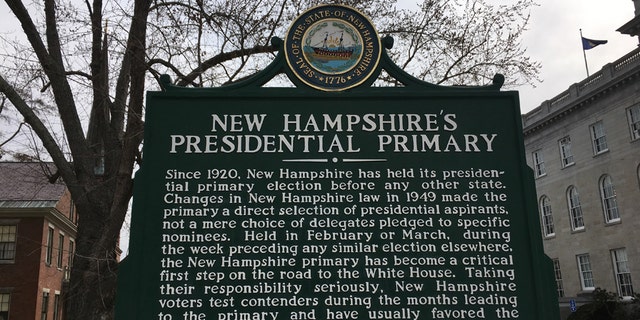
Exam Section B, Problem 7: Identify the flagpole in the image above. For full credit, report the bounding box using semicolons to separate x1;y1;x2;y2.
580;29;590;77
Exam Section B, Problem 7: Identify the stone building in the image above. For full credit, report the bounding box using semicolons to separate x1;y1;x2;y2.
522;3;640;317
0;162;77;320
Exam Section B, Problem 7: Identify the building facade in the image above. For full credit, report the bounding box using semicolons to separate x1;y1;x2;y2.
522;24;640;319
0;162;77;320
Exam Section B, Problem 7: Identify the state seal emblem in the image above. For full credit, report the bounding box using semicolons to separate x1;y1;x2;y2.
284;5;381;91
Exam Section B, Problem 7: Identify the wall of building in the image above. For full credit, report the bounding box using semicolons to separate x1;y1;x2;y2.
38;217;72;320
0;217;44;319
0;194;76;319
523;48;640;317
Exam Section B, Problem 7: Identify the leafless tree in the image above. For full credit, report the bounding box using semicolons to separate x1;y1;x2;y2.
0;0;538;318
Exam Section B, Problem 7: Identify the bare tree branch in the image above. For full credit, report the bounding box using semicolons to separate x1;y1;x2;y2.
0;1;540;319
0;73;76;184
176;44;277;86
0;121;24;148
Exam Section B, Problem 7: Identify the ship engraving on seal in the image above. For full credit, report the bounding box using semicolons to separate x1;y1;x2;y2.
285;5;381;91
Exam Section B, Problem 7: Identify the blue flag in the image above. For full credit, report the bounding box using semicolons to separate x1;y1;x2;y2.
582;37;608;50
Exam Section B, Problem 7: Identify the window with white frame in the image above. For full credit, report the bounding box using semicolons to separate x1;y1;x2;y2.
600;175;620;223
41;291;49;320
57;233;64;268
532;150;546;177
0;225;17;262
611;248;634;298
45;227;54;265
628;105;640;140
53;293;61;320
553;259;564;297
540;196;555;237
577;254;595;290
590;121;608;154
69;199;76;225
68;239;75;268
0;293;9;320
559;136;574;167
567;186;584;231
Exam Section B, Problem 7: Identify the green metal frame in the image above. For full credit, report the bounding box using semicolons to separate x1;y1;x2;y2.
158;37;505;93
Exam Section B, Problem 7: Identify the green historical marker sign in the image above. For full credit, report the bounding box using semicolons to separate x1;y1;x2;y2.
116;5;559;320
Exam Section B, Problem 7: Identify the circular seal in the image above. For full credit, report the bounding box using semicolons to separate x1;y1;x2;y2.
284;5;381;91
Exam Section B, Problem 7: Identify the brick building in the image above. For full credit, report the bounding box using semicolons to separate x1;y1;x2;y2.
522;3;640;318
0;162;77;320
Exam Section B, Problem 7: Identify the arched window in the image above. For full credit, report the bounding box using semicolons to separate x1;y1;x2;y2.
600;175;620;223
567;186;584;231
540;196;555;237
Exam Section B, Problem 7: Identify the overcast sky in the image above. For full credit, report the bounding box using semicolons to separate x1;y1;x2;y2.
2;0;637;115
512;0;638;113
396;0;639;113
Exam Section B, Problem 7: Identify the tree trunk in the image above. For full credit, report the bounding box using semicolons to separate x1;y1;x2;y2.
65;231;119;319
63;178;123;320
63;0;151;317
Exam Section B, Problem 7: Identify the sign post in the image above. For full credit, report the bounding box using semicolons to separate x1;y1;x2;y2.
116;5;559;320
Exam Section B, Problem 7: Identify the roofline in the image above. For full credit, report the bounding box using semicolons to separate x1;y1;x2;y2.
0;207;78;236
617;14;640;36
0;200;60;208
522;48;640;136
